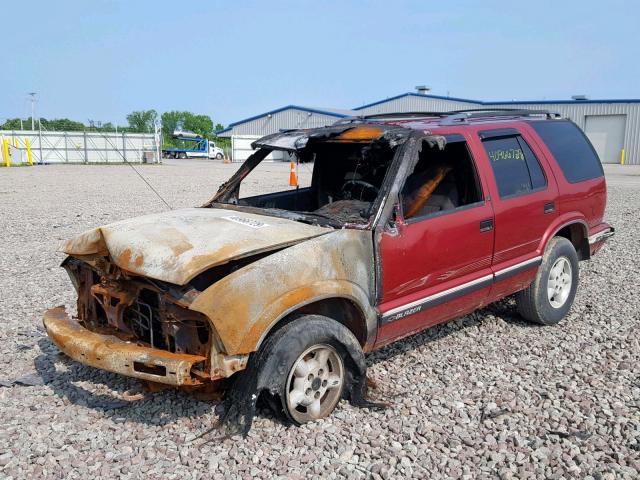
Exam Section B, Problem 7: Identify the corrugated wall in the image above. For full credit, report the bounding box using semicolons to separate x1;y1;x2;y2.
226;108;344;136
223;96;640;165
355;96;640;165
487;102;640;165
355;96;479;115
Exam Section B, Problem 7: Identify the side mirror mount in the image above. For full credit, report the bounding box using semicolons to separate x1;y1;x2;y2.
386;203;401;235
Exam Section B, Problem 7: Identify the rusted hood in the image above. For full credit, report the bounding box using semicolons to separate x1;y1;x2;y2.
62;208;332;285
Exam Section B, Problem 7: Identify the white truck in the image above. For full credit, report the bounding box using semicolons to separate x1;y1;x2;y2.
162;129;225;159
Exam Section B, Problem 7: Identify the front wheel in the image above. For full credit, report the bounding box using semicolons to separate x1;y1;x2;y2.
258;315;355;424
215;153;224;160
516;237;579;325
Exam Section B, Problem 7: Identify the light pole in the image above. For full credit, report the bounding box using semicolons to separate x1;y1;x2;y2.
28;92;37;130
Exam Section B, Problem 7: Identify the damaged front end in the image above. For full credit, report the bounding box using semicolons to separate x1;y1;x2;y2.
43;256;247;387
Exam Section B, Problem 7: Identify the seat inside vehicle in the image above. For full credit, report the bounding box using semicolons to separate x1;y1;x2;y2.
402;137;482;219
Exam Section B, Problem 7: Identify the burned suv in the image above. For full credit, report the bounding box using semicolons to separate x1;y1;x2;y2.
44;110;613;428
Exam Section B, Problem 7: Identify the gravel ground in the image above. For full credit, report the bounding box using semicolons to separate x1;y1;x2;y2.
0;161;638;479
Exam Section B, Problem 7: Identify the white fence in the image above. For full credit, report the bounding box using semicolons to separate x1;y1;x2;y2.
0;130;160;164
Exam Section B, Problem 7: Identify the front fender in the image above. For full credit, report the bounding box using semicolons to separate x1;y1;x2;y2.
189;230;376;355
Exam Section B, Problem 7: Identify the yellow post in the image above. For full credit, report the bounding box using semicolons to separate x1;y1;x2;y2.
620;148;625;165
14;137;19;148
3;139;10;167
25;137;33;166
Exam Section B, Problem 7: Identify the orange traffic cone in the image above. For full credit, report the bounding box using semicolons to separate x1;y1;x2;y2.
289;161;298;187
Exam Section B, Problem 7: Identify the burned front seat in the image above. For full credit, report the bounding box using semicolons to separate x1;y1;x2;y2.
402;164;458;218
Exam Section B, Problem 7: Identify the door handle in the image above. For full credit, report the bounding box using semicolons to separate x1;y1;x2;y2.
480;219;494;232
544;202;555;214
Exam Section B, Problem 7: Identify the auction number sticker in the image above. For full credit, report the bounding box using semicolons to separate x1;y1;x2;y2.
223;215;269;229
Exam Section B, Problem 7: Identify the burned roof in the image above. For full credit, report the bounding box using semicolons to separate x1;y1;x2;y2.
251;123;442;151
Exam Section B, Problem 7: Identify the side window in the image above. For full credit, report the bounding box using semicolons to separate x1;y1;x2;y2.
528;120;604;183
482;135;547;198
401;136;483;220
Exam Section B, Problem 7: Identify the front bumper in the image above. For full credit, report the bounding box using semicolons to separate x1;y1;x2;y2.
43;306;207;386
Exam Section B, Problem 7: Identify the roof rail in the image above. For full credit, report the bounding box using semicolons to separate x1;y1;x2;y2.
361;111;451;119
439;108;561;125
334;108;562;126
334;111;451;124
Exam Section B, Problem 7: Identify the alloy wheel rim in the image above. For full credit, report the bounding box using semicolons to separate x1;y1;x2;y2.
547;256;572;308
285;344;344;423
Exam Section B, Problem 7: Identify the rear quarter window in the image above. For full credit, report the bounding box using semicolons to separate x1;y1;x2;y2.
528;120;604;183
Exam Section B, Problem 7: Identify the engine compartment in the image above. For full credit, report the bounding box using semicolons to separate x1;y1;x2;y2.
64;257;214;371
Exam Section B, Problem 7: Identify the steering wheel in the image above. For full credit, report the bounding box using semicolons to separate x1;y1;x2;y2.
341;180;379;201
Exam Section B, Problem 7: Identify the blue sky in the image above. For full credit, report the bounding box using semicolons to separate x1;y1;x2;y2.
2;0;638;127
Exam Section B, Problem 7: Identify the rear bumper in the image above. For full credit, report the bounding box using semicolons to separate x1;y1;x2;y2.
43;306;207;386
588;224;614;255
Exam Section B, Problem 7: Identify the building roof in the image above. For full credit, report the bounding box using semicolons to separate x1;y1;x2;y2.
215;105;357;135
216;92;640;136
355;92;640;110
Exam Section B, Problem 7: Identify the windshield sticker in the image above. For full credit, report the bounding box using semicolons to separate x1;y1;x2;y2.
223;216;269;229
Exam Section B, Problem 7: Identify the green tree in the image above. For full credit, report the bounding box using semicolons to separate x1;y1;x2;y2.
0;118;26;130
126;110;157;133
0;117;87;131
43;118;86;131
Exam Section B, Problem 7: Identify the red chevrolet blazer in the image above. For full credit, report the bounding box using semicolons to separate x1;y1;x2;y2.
45;109;614;431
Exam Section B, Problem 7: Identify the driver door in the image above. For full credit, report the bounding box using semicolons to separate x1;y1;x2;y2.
375;135;495;347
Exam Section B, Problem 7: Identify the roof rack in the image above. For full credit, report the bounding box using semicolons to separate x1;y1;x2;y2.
335;108;561;126
361;111;450;119
334;111;450;124
439;108;561;125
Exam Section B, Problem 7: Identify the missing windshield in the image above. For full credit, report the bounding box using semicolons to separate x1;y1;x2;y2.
207;126;406;228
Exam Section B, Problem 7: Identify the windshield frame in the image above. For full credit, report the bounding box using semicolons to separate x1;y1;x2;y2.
201;124;444;230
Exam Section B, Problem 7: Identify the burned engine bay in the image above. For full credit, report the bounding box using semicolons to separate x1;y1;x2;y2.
60;254;252;386
204;124;414;228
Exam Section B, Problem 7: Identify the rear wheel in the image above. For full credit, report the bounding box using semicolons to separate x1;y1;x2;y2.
179;152;187;159
516;237;579;325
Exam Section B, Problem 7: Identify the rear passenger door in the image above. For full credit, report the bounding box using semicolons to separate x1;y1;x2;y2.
478;128;558;299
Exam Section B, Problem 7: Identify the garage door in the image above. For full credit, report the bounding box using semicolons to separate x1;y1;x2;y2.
584;115;626;164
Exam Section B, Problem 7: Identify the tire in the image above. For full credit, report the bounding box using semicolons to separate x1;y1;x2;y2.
516;237;579;325
258;315;355;424
179;152;187;159
216;153;224;160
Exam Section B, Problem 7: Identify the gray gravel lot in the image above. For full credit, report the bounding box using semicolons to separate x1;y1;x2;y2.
0;160;638;479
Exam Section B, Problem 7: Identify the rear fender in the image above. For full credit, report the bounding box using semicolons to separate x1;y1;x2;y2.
539;214;588;257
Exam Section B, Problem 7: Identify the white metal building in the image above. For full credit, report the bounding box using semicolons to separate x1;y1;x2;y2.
216;106;356;162
355;93;640;165
219;92;640;165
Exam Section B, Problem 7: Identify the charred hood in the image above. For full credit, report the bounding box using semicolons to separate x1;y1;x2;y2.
62;208;332;285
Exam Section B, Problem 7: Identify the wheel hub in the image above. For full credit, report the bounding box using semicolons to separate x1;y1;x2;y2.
285;344;344;423
311;377;322;390
547;256;572;309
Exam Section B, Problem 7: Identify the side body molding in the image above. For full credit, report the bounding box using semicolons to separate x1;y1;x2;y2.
189;230;377;355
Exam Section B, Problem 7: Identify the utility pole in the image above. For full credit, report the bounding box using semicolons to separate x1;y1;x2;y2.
28;92;37;130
